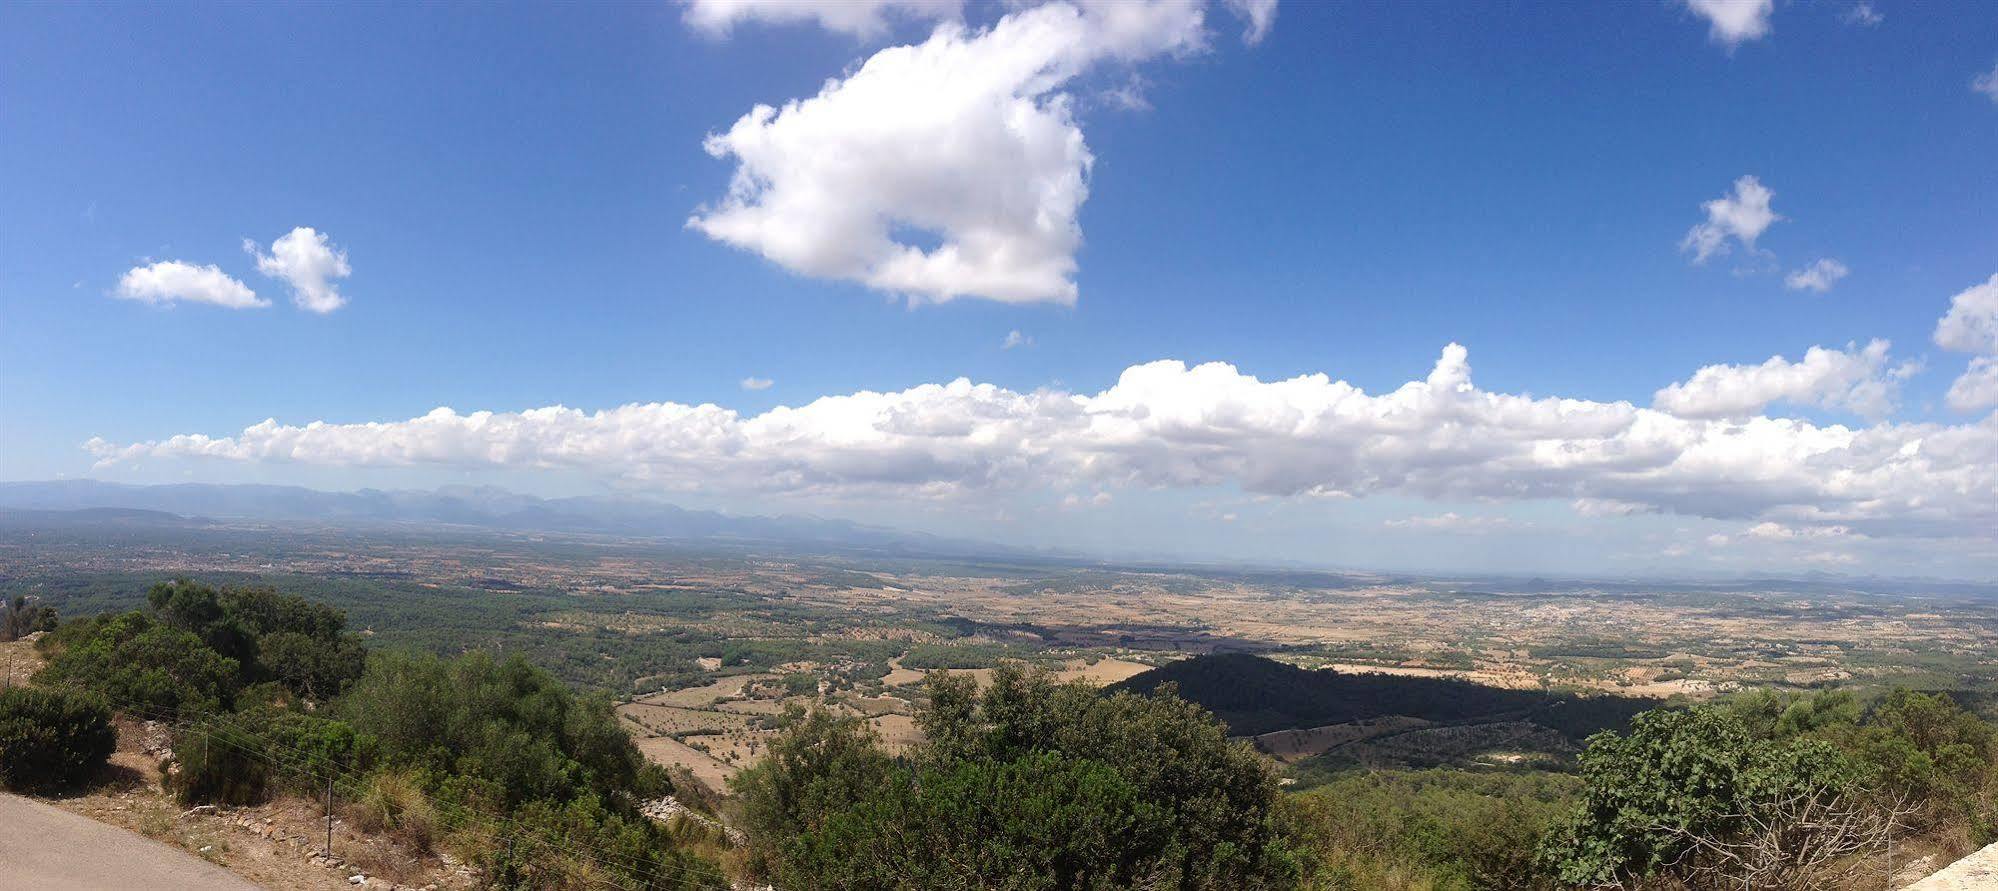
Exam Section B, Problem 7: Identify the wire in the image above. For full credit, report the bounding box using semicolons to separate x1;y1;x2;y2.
102;694;743;891
142;706;653;891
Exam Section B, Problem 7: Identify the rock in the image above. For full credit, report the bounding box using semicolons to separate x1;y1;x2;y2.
181;804;217;818
349;874;366;885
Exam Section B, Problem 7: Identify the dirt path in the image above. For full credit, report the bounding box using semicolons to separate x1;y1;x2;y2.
0;792;262;890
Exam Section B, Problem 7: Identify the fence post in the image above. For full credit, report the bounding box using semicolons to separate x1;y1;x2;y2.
324;773;335;858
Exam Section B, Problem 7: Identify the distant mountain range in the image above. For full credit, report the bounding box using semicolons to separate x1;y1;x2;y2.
0;480;1025;557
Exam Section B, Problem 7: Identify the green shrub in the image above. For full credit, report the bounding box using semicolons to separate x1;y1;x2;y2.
1285;769;1578;890
148;580;366;699
485;795;727;890
1;595;57;641
169;721;274;806
1538;706;1884;888
338;650;643;810
35;611;239;716
0;686;116;792
350;769;439;852
734;664;1299;889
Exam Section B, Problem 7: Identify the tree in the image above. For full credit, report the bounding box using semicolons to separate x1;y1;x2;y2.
1848;689;1995;841
148;579;366;699
1539;706;1902;890
338;650;646;809
0;686;116;792
733;664;1300;890
1;595;57;642
35;612;240;716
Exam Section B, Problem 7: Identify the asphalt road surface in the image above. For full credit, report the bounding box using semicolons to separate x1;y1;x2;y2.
0;793;262;890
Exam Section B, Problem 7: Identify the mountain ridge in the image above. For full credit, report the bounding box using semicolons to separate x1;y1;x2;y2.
0;479;1025;557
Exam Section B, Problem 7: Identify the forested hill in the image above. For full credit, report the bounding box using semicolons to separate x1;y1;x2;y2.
1111;653;1657;738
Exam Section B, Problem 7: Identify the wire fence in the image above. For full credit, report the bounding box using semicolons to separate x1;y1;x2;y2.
33;684;758;891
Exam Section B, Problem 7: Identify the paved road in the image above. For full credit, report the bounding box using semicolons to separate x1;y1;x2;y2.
0;793;262;890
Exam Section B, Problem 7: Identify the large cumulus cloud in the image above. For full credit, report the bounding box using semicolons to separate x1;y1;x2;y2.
687;1;1209;304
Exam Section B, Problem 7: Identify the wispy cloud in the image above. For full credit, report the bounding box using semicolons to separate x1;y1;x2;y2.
1839;2;1882;27
1785;258;1849;293
680;0;961;40
1975;62;1998;104
1682;175;1782;264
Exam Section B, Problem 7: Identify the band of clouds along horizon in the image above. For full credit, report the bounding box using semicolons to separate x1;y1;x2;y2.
84;274;1998;550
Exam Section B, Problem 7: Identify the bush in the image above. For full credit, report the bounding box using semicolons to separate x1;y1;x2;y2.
35;611;240;717
351;769;439;852
149;580;366;699
1539;706;1895;889
338;650;645;809
485;795;728;890
1;595;57;641
1285;769;1579;890
169;721;274;806
0;686;116;792
734;664;1299;889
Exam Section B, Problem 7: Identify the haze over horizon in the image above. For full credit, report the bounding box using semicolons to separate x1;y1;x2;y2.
5;0;1997;577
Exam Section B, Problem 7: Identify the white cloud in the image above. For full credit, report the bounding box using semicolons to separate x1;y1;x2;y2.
1002;329;1034;350
1099;74;1153;111
1651;340;1910;420
1931;274;1998;414
688;1;1208;305
1840;2;1882;26
1222;0;1277;45
1947;357;1998;413
681;0;960;39
1571;498;1647;517
1384;512;1514;532
1934;273;1998;355
1784;258;1849;293
1745;521;1856;541
741;377;775;391
114;261;266;309
87;342;1998;542
1974;62;1998;104
1681;175;1782;264
1059;490;1113;510
1684;0;1773;48
248;227;351;314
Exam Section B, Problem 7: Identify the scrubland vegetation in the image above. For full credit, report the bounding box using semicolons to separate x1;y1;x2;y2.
19;580;725;889
4;577;1995;889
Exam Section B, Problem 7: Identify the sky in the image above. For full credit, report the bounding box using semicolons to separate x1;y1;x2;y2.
3;0;1996;578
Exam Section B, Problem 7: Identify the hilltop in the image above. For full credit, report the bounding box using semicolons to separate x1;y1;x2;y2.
1112;653;1656;740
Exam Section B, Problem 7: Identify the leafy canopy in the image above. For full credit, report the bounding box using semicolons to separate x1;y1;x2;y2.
733;663;1299;890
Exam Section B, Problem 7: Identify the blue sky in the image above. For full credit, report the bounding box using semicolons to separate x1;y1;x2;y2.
3;0;1996;576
